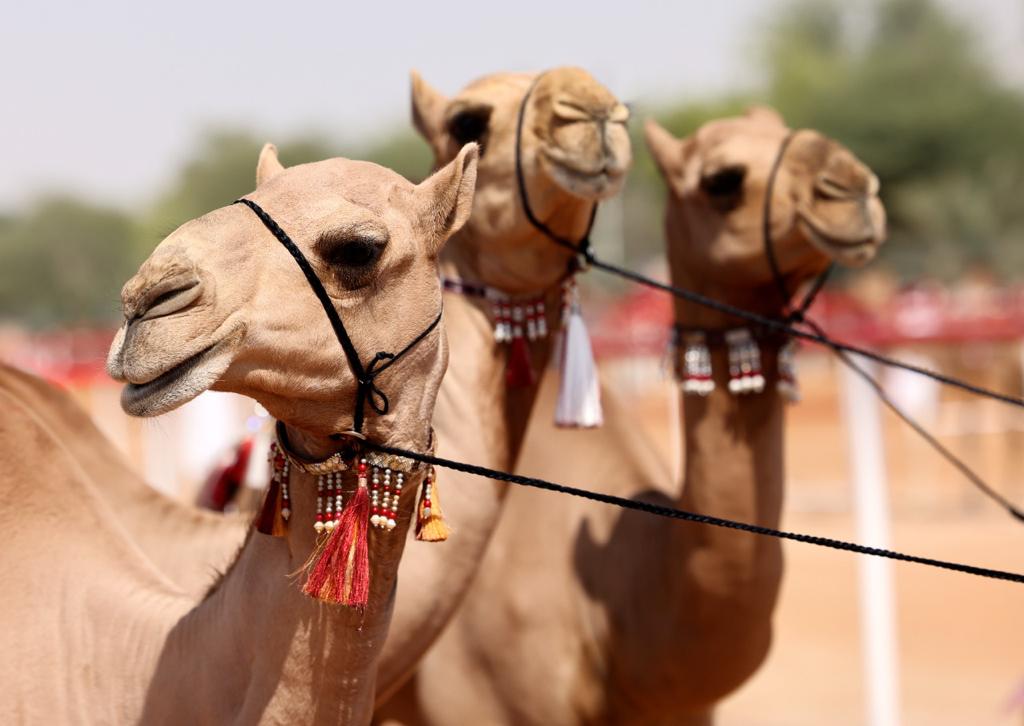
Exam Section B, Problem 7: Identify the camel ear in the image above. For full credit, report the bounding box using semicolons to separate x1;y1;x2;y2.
644;119;688;197
411;70;449;150
256;143;285;186
413;143;478;255
744;105;786;127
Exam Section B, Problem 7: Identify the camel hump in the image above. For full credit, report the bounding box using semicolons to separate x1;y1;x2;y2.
0;363;98;432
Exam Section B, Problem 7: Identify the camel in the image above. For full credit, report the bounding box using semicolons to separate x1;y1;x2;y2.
379;108;886;725
0;142;479;724
371;67;632;698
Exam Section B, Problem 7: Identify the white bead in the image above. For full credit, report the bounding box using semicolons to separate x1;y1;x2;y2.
386;518;397;531
371;514;380;527
281;508;291;520
422;507;432;518
314;521;325;534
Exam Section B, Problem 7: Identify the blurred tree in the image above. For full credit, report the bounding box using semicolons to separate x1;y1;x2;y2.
638;0;1024;281
763;0;1024;279
0;197;136;326
139;130;339;260
362;129;433;182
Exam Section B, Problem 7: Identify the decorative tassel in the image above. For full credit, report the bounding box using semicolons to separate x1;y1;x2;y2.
777;339;801;403
303;459;371;608
416;467;450;542
256;477;285;536
725;328;766;395
506;334;535;387
555;281;602;428
256;443;290;536
679;331;714;396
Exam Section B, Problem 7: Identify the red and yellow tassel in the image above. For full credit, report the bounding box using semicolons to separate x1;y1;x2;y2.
256;477;287;536
415;468;450;542
303;459;371;608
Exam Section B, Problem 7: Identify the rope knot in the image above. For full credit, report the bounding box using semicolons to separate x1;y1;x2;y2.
359;351;396;416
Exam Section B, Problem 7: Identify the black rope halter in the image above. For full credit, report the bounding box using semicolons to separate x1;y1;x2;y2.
234;198;443;435
513;73;599;272
762;129;834;324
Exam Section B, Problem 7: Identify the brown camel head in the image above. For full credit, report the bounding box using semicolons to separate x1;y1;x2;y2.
108;143;479;446
411;67;632;293
645;107;886;322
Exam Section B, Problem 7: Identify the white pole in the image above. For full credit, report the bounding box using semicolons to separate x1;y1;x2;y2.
840;355;901;726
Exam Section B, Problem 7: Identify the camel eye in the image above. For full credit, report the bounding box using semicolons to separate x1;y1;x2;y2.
316;233;388;290
326;239;384;268
331;239;380;268
701;166;747;198
448;108;492;152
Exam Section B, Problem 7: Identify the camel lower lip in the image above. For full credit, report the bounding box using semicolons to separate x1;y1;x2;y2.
543;150;623;182
123;342;218;404
555;162;620;184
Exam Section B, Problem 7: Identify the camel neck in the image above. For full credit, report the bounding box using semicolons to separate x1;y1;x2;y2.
672;342;786;595
139;464;424;725
679;349;785;514
437;256;561;467
371;246;565;696
440;199;590;297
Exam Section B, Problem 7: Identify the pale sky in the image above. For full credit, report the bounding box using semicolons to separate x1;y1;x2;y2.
1;0;1020;211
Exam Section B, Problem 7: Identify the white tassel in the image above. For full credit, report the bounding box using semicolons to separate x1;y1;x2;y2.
555;286;603;428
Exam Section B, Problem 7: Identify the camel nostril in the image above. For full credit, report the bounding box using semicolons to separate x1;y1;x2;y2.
133;278;202;323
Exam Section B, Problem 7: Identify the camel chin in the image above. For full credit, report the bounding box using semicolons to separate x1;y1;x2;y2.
116;331;240;417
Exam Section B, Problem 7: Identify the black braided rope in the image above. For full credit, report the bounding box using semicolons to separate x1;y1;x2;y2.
804;318;1024;523
761;129;833;320
368;442;1024;585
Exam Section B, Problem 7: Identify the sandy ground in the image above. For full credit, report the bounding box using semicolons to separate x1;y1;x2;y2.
719;512;1024;726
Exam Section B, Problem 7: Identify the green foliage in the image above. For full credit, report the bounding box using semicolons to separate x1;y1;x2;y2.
361;129;433;183
138;130;340;261
0;197;137;326
760;0;1024;279
637;0;1024;281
